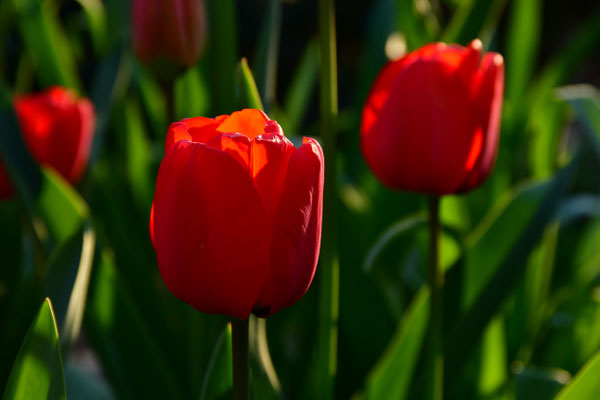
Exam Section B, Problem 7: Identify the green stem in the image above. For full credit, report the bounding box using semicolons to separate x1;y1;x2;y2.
162;80;176;123
316;0;339;398
427;196;443;400
232;318;249;400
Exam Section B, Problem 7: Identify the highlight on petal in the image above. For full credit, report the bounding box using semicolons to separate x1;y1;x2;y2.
207;132;251;173
250;133;296;222
255;137;324;316
216;109;270;139
459;51;504;192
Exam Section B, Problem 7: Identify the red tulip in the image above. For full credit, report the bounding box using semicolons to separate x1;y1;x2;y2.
132;0;207;68
13;86;95;185
361;39;504;194
150;109;324;319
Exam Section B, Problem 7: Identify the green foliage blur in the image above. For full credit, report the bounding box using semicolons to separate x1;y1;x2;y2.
1;0;600;399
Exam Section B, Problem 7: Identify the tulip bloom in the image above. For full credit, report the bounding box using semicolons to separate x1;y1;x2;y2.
150;109;324;319
13;86;95;185
132;0;206;68
361;39;504;194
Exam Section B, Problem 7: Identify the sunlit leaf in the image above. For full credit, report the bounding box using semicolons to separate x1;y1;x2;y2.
44;223;96;355
361;289;429;400
199;324;233;400
237;58;264;111
555;350;600;400
2;298;65;400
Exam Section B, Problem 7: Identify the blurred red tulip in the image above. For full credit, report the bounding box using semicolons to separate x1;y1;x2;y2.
12;86;95;186
361;39;505;195
150;109;324;319
132;0;207;68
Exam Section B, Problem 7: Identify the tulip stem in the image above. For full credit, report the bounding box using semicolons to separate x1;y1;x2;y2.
427;196;443;400
316;0;339;398
162;80;176;124
231;318;250;400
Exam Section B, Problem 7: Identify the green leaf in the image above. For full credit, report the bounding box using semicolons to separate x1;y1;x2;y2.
477;316;508;397
88;48;133;168
74;0;108;56
237;58;264;111
444;160;576;374
395;0;432;50
556;84;600;164
2;298;66;400
555;350;600;400
505;0;541;105
206;0;238;114
117;97;153;211
64;362;114;400
12;0;81;91
249;317;282;400
84;251;185;400
252;0;281;112
517;9;600;174
361;289;429;400
556;195;600;225
199;324;233;400
363;213;426;272
441;0;507;45
515;366;569;400
175;66;209;120
44;223;96;355
508;222;559;362
282;39;319;135
37;168;89;244
134;63;167;139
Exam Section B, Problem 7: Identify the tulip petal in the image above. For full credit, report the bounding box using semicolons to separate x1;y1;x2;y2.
216;109;270;139
255;137;324;316
149;202;155;248
152;140;271;319
207;132;251;173
68;99;95;182
459;52;505;191
251;133;296;222
360;58;406;137
165;117;223;153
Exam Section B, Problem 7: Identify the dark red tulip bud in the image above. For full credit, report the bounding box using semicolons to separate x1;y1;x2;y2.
132;0;207;69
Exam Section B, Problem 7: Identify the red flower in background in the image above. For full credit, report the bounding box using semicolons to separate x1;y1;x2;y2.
0;86;95;199
361;39;504;195
150;109;324;319
15;86;95;184
132;0;207;68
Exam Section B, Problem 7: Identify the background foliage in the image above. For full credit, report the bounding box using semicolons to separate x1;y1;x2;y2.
1;0;600;399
